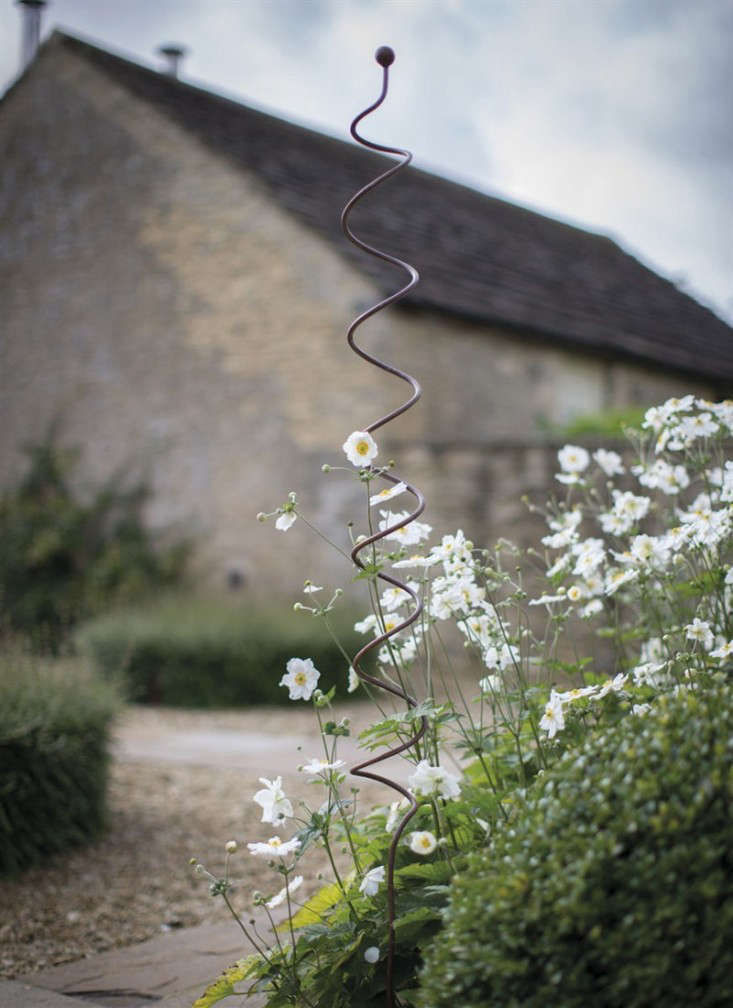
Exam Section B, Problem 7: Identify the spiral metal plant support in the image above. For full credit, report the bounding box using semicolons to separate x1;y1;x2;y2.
341;45;428;1008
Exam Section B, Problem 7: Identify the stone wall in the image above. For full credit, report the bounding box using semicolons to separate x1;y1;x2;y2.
0;42;719;597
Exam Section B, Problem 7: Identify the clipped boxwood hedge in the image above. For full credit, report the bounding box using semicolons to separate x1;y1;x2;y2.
418;680;733;1008
76;596;369;707
0;655;119;875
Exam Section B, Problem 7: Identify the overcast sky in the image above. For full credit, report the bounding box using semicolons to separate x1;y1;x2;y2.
1;0;731;323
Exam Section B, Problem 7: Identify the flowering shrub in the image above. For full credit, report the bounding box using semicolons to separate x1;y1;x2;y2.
193;396;732;1008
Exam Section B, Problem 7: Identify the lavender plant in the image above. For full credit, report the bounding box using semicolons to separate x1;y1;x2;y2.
192;395;732;1008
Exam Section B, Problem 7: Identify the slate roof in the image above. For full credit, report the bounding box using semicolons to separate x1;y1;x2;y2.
29;33;733;382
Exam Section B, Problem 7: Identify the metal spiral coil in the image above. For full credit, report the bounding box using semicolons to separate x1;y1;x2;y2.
341;45;428;1008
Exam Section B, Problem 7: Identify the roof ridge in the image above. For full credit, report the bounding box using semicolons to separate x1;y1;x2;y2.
6;26;731;383
53;28;630;248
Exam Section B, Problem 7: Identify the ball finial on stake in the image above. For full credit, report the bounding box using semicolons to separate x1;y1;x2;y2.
375;45;395;67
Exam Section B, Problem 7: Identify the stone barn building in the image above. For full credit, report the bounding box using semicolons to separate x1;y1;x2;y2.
2;30;732;595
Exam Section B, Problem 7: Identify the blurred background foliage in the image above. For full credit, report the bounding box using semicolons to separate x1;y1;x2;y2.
0;436;190;653
554;405;646;438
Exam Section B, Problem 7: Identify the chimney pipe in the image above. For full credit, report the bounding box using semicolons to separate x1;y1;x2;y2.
157;44;187;79
17;0;46;73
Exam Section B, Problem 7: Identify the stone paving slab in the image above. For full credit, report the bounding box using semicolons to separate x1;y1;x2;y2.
17;921;266;1008
0;981;93;1008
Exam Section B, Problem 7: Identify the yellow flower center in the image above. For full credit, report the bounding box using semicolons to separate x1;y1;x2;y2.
356;440;370;456
294;672;307;685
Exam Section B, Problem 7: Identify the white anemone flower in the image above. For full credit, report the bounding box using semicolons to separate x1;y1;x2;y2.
528;592;566;606
611;489;651;524
593;448;624;476
711;640;733;660
547;508;582;534
632;703;652;716
539;690;565;739
581;599;603;618
556;445;590;482
685;618;714;651
347;666;360;693
392;552;440;569
379;585;414;611
253;777;293;825
629;534;670;569
677;412;719;440
279;657;320;701
378;509;432;545
483;643;520;671
547;553;571;577
275;511;297;531
266;875;303;909
247;835;301;858
364;946;380;964
542;527;579;549
299;757;346;775
599;511;628;535
369;481;407;506
572;539;605;577
479;674;502;694
385;800;403;833
408;760;461;800
558;444;590;472
597;672;628;698
409;831;438;855
359;865;385;897
556;684;599;704
605;568;639;595
354;613;378;634
342;430;378;467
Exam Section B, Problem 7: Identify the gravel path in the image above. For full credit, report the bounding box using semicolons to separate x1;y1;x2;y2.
0;702;385;980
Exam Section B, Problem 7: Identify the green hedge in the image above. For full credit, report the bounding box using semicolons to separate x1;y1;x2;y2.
418;680;733;1008
0;655;119;875
77;597;370;706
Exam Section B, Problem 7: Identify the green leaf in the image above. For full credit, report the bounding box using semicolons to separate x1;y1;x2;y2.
192;955;261;1008
402;699;459;725
358;716;415;750
395;860;454;884
393;905;442;943
353;562;383;581
284;881;344;930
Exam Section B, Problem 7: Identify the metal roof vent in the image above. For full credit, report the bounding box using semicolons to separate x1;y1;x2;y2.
157;43;187;79
17;0;47;73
